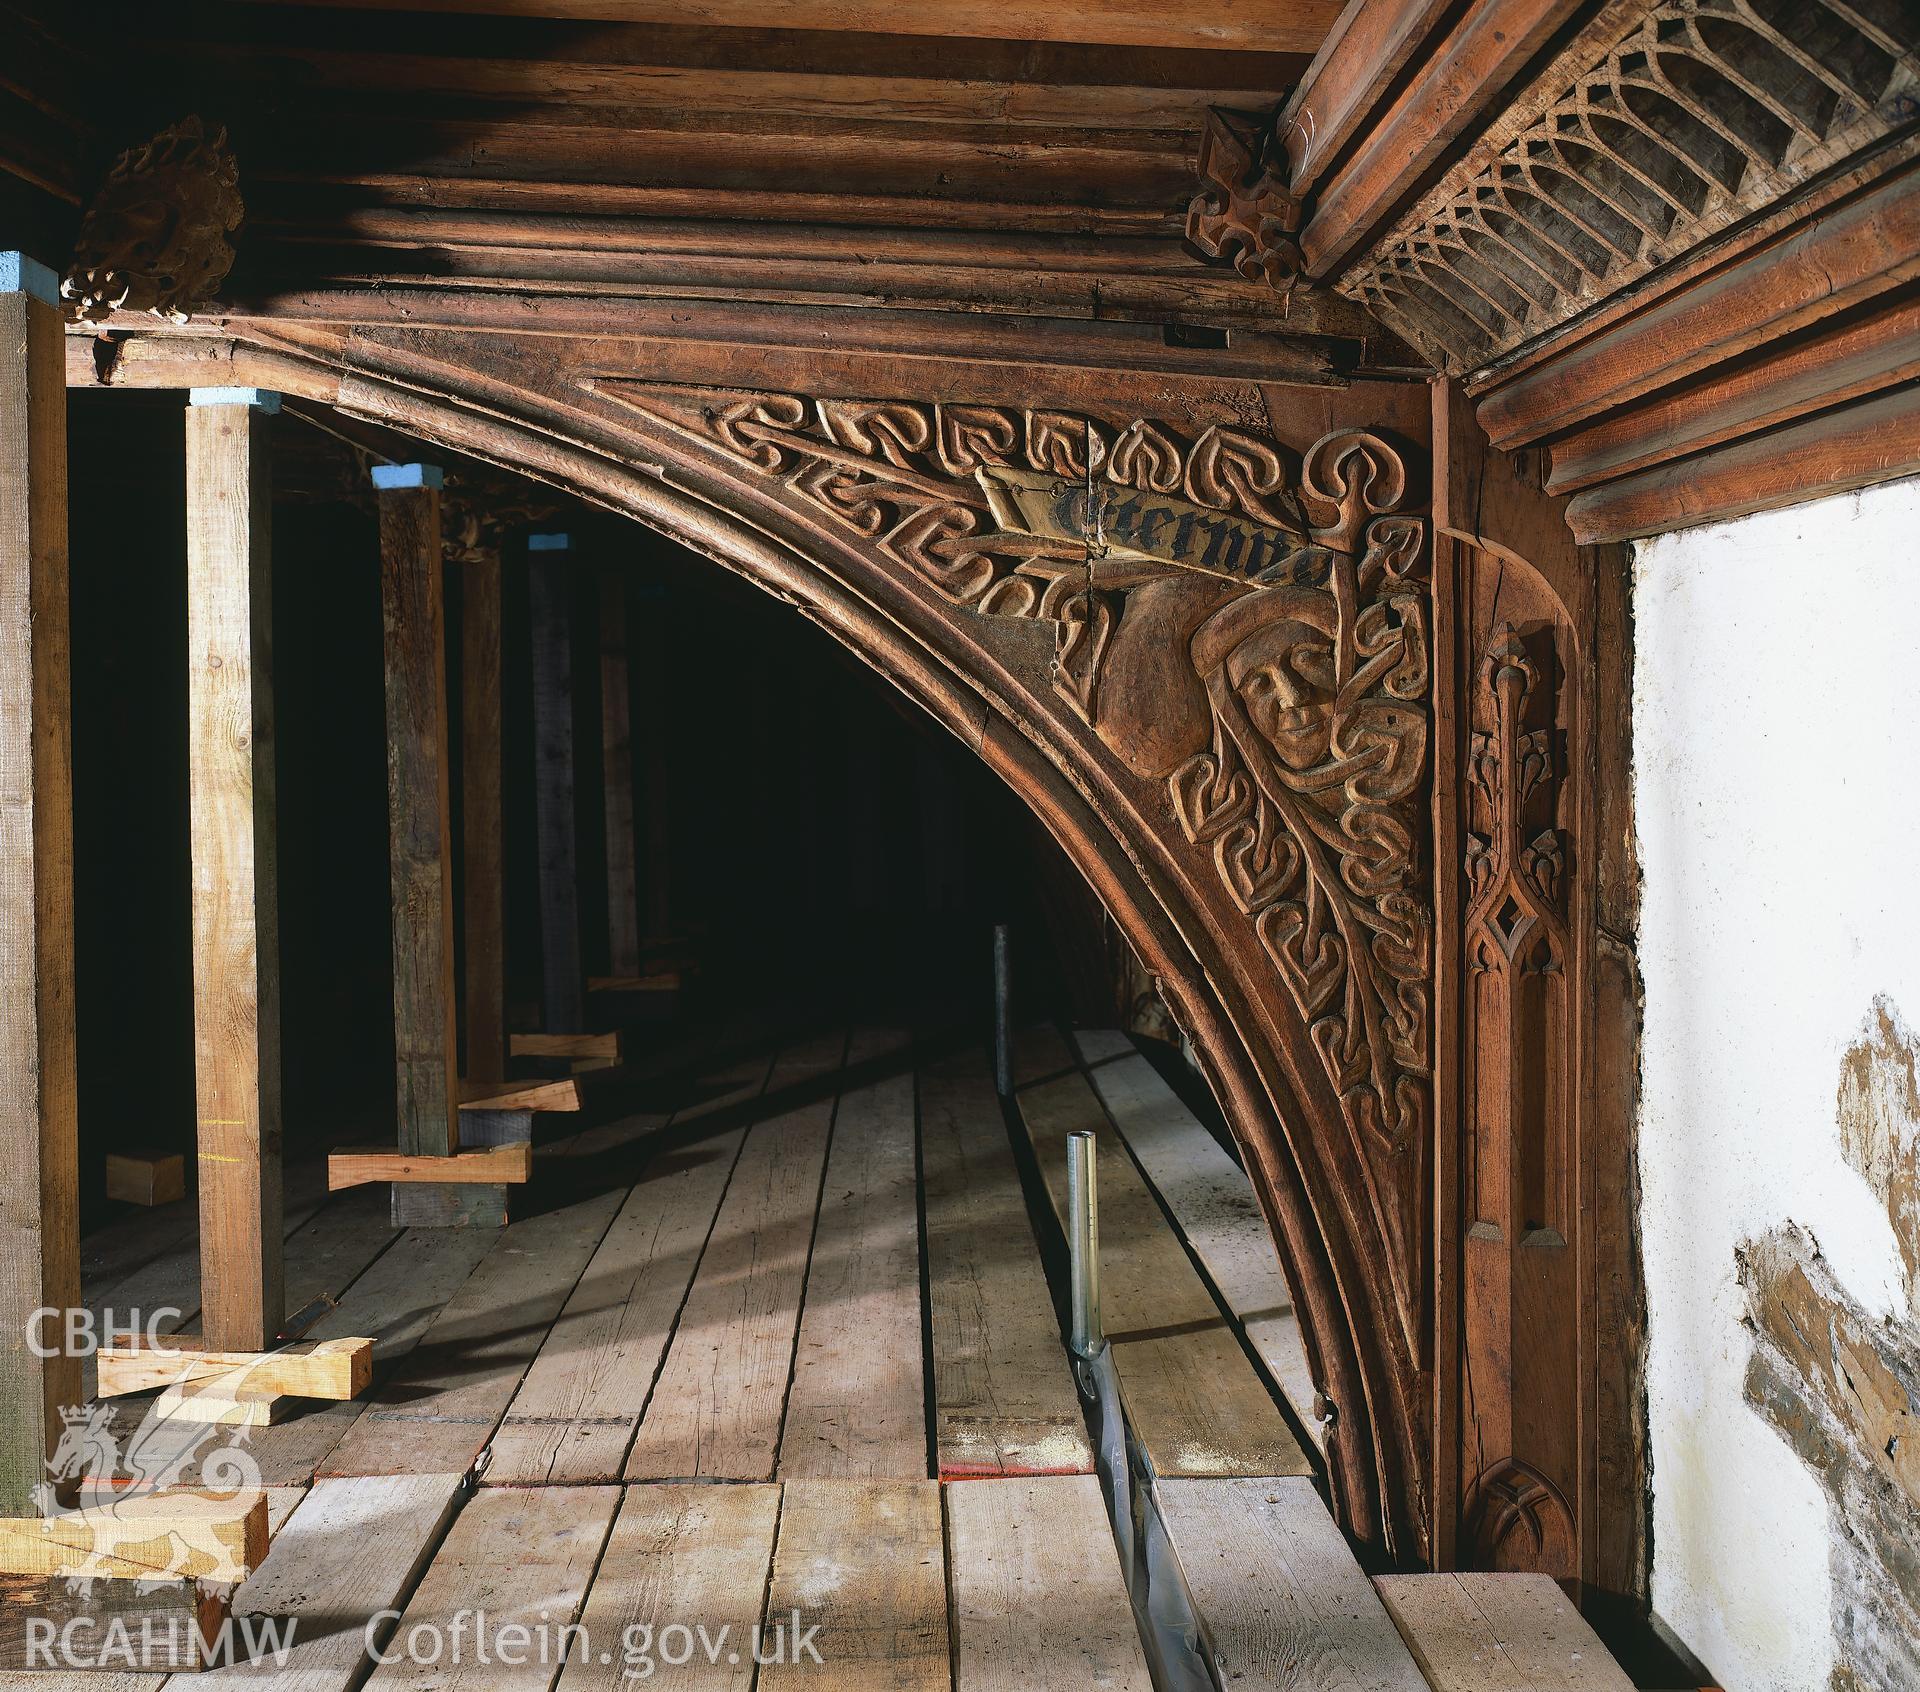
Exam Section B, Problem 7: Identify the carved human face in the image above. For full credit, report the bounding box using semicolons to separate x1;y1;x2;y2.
1226;616;1337;771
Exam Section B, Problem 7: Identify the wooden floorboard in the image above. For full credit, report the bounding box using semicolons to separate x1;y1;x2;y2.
777;1056;926;1480
920;1059;1091;1478
1085;1047;1322;1444
321;1189;625;1479
1020;1070;1307;1478
623;1042;840;1481
489;1126;748;1483
191;1473;465;1690
759;1478;946;1690
555;1484;780;1692
362;1485;620;1692
232;1222;501;1486
945;1474;1153;1691
1160;1477;1428;1692
1375;1572;1637;1691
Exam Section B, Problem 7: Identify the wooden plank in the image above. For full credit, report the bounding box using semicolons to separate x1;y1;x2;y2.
509;1031;619;1060
223;1222;500;1487
185;391;285;1354
1021;1070;1307;1477
460;538;507;1083
1161;1477;1428;1691
1010;1023;1074;1089
1067;1029;1133;1066
0;1571;222;1674
599;570;642;979
96;1336;371;1400
0;1490;268;1584
623;1050;837;1480
554;1484;779;1692
487;1125;748;1482
528;536;584;1034
377;466;460;1160
199;1473;465;1690
105;1152;186;1208
459;1074;582;1112
322;1187;625;1477
328;1143;531;1189
945;1474;1152;1691
919;1063;1091;1478
778;1064;926;1480
758;1479;946;1691
587;969;682;993
1374;1572;1636;1692
0;254;78;1518
1087;1050;1321;1443
199;0;1340;54
362;1484;620;1692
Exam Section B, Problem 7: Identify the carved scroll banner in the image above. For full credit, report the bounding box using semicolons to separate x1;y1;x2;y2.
976;466;1326;586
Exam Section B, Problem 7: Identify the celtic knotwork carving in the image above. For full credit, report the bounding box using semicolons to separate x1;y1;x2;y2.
62;118;243;325
596;381;1431;1144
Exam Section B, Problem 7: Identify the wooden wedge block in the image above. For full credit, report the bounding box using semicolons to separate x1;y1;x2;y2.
509;1031;619;1060
0;1488;269;1583
153;1381;290;1428
328;1142;531;1191
0;1569;227;1671
457;1076;582;1113
104;1150;187;1207
97;1335;372;1401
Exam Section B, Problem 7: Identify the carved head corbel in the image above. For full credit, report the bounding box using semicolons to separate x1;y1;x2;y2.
62;117;243;325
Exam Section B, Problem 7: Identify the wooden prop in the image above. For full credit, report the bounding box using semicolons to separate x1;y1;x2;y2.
186;385;286;1354
0;251;78;1518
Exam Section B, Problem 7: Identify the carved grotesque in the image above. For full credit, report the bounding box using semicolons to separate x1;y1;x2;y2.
63;118;243;325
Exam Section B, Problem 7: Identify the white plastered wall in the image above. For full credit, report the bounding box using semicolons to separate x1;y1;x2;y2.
1633;476;1920;1692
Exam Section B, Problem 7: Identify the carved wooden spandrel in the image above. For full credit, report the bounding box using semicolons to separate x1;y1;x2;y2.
597;380;1436;1363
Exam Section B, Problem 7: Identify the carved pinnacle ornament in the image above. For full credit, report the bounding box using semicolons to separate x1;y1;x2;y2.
63;118;243;325
1185;107;1305;293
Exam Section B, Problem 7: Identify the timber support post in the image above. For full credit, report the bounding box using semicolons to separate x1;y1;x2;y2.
0;251;78;1515
459;523;506;1085
528;532;583;1035
374;463;461;1200
186;386;286;1353
599;567;640;981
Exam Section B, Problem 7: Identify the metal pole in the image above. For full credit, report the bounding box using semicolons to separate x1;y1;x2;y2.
1068;1129;1103;1359
992;922;1013;1097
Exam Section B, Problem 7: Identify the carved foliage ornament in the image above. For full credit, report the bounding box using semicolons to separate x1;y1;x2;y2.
599;383;1431;1150
1349;0;1920;370
1185;107;1307;292
63;117;242;325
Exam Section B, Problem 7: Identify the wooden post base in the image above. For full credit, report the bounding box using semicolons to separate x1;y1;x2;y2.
392;1105;535;1228
0;1570;227;1672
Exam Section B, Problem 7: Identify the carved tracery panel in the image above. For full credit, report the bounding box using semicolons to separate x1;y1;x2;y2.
1348;0;1920;370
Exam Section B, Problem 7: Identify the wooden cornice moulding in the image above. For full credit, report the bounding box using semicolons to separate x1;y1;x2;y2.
1475;160;1920;450
1562;379;1920;541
